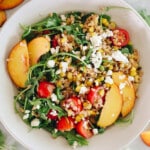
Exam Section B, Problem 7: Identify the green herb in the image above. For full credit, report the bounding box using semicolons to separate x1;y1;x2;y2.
115;111;134;125
139;9;150;26
55;87;64;100
61;130;88;146
48;52;87;66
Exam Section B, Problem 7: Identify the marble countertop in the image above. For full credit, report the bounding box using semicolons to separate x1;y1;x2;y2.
0;0;150;149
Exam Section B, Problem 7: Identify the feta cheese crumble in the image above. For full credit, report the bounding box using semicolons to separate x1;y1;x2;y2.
51;93;58;102
91;51;102;68
31;118;40;127
47;60;55;68
105;76;113;84
50;46;60;54
79;86;89;94
112;50;129;63
60;61;68;73
23;114;29;120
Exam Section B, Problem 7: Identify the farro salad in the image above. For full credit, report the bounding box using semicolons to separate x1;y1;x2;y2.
7;11;142;148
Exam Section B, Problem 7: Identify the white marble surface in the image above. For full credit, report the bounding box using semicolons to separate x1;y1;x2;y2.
0;0;150;149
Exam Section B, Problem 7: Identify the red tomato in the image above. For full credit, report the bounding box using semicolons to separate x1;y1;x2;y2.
51;37;58;48
111;28;130;47
37;81;55;98
57;117;74;131
87;86;105;105
47;109;58;120
62;97;82;115
76;120;93;138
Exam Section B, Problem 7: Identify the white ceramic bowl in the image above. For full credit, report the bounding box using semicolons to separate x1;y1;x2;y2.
0;0;150;150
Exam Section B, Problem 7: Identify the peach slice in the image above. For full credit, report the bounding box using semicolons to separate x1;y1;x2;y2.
0;10;6;27
112;72;136;117
28;37;50;65
97;84;122;128
7;40;29;88
0;0;24;10
140;131;150;146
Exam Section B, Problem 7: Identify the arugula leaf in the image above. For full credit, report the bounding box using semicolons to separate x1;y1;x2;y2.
115;111;134;125
61;130;88;146
0;130;5;148
139;9;150;26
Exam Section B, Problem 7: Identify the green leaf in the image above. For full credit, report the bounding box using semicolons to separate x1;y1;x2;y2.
0;130;5;147
139;9;150;26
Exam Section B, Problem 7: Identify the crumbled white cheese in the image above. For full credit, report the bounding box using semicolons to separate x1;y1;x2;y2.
81;56;86;61
90;35;102;48
72;141;78;149
31;118;40;127
91;51;102;68
112;51;129;63
55;69;61;74
79;86;89;94
50;46;60;54
60;14;66;21
23;114;29;120
50;110;58;116
51;93;58;102
47;60;55;68
107;70;113;76
60;62;68;73
32;104;40;110
119;83;126;90
105;76;113;84
92;128;99;135
128;76;134;82
82;46;88;51
25;110;30;114
101;30;113;39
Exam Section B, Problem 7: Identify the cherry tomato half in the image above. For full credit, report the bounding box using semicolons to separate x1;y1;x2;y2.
57;117;74;131
87;86;105;105
61;96;82;115
111;28;130;47
76;120;93;139
37;81;55;98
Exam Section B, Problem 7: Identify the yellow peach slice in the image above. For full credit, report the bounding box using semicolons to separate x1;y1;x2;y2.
7;40;29;88
0;0;24;10
112;72;136;117
28;37;50;65
140;131;150;146
97;84;122;128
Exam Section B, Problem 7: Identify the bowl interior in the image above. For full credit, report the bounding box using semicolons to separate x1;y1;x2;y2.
0;0;150;150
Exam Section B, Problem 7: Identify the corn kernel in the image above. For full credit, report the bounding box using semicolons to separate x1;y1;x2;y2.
56;80;62;87
60;72;65;77
109;21;116;29
75;85;82;92
90;32;96;36
83;101;92;110
102;18;109;27
130;67;137;76
79;23;83;28
98;89;105;97
76;73;82;81
99;76;105;81
88;27;94;33
67;72;73;81
61;37;67;43
113;46;119;51
109;65;113;70
86;80;93;86
75;114;84;122
105;83;111;88
87;110;97;115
